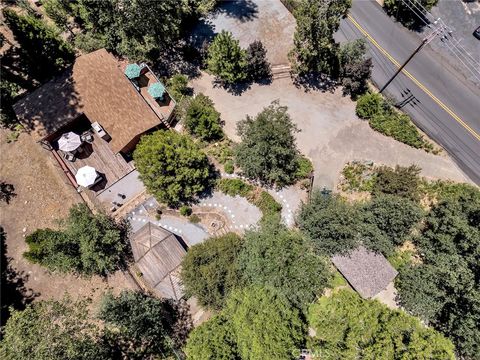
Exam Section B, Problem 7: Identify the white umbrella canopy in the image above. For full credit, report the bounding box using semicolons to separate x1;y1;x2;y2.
58;132;82;152
75;166;98;187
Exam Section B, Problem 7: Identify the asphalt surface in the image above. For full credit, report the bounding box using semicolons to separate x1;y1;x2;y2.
336;0;480;185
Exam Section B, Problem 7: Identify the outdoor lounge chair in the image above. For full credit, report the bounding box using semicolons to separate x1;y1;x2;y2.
63;152;75;162
81;132;94;143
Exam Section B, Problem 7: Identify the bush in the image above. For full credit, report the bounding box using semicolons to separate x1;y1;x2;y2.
224;160;234;174
179;206;192;217
246;40;272;81
338;39;372;98
74;32;106;53
295;155;313;180
216;178;254;197
372;165;421;201
356;92;386;120
356;92;431;150
249;191;282;222
184;94;223;141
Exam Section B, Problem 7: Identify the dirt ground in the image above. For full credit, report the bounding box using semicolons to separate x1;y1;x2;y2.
0;129;137;305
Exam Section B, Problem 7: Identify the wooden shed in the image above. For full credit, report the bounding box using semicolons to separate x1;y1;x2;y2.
130;222;187;300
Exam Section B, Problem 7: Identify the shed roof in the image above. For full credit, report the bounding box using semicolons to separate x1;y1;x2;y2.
130;222;187;300
13;49;162;153
332;246;398;299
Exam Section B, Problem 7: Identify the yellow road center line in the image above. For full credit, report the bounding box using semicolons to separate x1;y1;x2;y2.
347;14;480;142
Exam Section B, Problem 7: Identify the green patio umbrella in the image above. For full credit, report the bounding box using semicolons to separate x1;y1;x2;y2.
148;82;165;99
125;63;141;79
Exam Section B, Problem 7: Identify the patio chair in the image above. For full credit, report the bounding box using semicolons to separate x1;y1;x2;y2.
63;152;75;162
81;132;94;144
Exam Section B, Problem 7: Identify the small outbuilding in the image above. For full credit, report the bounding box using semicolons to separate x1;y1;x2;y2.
332;246;398;299
130;222;187;300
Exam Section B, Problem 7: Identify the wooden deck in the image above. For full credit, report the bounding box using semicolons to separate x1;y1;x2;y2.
57;132;134;192
138;72;175;124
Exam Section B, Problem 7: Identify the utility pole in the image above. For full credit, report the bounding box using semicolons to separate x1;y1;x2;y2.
379;24;448;94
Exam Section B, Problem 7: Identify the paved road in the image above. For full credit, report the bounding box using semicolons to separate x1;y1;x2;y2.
337;0;480;185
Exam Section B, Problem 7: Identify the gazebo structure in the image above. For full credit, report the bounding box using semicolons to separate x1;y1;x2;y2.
332;246;398;299
130;222;187;300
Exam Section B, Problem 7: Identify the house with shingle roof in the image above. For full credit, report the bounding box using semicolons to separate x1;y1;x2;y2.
332;246;398;299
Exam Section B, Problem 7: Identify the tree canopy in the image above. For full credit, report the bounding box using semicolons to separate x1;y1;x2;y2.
396;187;480;359
133;130;213;207
186;286;304;360
23;203;130;276
289;0;351;76
99;290;192;358
384;0;438;30
0;297;105;360
235;101;301;187
238;220;331;309
246;40;272;81
308;290;455;359
184;93;223;141
180;233;244;310
206;30;247;84
2;8;74;81
338;39;372;97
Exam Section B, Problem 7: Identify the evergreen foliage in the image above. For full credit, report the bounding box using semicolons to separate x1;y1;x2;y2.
207;30;247;84
246;40;272;81
338;39;372;97
133;130;213;207
2;8;74;81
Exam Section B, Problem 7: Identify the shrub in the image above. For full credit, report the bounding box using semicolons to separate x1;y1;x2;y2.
179;206;192;217
249;191;282;222
246;40;272;81
372;165;421;201
356;92;386;120
216;178;254;197
224;160;234;174
295;155;313;180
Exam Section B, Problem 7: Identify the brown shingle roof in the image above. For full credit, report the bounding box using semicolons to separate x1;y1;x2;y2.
130;222;187;300
13;49;162;153
332;246;398;299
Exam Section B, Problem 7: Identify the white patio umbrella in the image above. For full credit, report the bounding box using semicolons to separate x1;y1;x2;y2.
57;132;82;152
75;166;98;188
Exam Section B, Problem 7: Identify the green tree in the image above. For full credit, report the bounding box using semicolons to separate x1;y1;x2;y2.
246;40;272;81
133;130;213;206
167;74;190;101
185;315;239;360
42;0;74;35
338;39;372;97
0;297;106;360
384;0;438;30
372;165;421;201
99;290;192;358
239;220;331;309
397;187;480;359
180;233;244;310
289;0;351;76
2;8;74;81
235;101;300;187
297;192;362;255
184;94;223;141
308;290;455;359
0;80;20;127
225;286;304;360
363;194;423;247
206;30;247;84
23;204;130;276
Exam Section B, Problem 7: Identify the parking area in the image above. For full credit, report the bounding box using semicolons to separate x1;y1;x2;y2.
192;73;472;189
193;0;295;65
